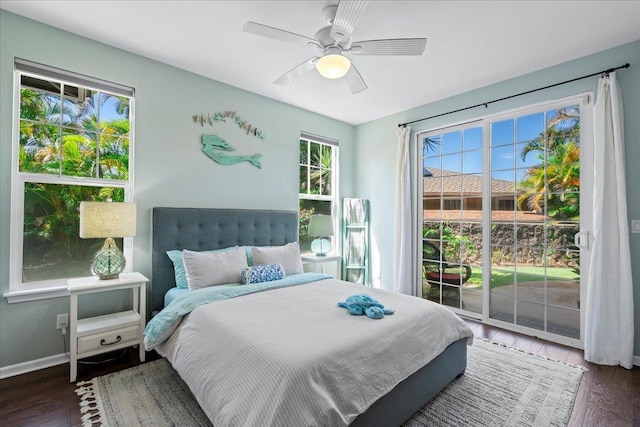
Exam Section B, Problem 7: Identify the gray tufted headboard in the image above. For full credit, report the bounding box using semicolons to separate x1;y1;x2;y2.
151;207;298;314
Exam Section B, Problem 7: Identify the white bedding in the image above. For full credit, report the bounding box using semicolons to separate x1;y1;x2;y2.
156;278;473;426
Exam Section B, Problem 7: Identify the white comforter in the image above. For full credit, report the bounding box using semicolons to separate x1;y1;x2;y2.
156;278;473;426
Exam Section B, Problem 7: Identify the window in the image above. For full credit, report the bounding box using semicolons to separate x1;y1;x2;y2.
444;199;462;210
298;132;338;253
497;199;515;211
8;59;135;298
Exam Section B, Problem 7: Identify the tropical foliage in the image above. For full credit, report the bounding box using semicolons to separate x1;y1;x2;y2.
423;136;440;155
18;81;130;281
299;140;332;196
19;89;130;178
299;199;333;252
298;206;316;252
423;222;475;264
299;139;334;251
516;106;580;220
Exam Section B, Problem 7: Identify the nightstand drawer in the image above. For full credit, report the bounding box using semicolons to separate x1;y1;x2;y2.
77;325;140;354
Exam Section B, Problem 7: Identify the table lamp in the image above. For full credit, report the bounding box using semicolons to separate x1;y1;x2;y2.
79;200;136;280
307;214;334;257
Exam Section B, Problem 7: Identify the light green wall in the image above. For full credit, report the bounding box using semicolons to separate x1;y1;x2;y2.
355;39;640;355
2;8;639;369
0;10;355;367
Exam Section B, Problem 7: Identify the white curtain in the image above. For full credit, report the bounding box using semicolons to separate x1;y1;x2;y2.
393;125;416;295
585;72;634;369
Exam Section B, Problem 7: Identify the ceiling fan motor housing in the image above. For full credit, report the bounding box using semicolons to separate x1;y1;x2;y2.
314;26;350;50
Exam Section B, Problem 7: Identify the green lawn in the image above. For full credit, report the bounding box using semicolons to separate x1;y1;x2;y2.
466;266;579;289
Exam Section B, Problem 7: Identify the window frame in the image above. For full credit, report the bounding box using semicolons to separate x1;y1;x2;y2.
6;60;135;302
298;132;339;254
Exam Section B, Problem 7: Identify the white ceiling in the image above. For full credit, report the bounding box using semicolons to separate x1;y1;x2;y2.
2;1;639;125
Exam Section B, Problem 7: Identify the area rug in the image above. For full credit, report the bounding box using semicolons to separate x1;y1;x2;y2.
76;339;585;426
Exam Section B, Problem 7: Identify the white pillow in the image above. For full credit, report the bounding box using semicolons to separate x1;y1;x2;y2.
183;246;248;289
252;242;303;275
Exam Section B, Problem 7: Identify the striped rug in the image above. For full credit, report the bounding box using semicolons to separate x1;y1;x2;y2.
76;338;584;426
403;339;585;426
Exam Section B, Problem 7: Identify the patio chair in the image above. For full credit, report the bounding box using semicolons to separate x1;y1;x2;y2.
423;240;472;307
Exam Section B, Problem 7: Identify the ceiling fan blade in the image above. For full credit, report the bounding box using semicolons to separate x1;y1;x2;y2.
274;57;319;86
330;0;368;43
244;22;320;48
350;38;427;55
343;64;368;94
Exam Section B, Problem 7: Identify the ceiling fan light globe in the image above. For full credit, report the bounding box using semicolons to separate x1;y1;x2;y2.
316;54;351;79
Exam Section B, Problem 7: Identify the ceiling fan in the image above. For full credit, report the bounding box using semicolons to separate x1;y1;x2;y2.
243;0;426;94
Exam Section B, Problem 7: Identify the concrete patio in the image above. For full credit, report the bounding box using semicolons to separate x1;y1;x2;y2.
425;279;580;339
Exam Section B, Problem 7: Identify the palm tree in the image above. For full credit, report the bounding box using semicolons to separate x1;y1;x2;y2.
309;144;332;195
20;84;130;273
516;107;581;220
547;141;580;191
19;88;76;173
112;95;130;117
423;136;440;155
517;167;546;213
519;106;580;162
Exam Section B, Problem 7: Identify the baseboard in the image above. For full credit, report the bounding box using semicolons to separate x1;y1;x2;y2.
634;354;640;367
0;353;68;379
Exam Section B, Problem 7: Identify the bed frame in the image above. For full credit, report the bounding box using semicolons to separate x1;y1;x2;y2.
150;207;298;314
150;207;467;426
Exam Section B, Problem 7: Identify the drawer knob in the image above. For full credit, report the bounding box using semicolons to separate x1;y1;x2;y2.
100;335;122;346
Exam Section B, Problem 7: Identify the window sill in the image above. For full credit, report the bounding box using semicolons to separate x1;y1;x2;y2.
4;285;70;303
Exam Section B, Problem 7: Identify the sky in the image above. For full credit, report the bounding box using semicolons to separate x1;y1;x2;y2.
422;106;579;185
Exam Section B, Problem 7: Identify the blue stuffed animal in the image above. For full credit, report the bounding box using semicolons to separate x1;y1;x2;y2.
337;294;395;319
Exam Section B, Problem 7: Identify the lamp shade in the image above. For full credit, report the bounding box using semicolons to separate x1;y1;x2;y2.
308;214;334;237
316;54;351;79
79;201;137;238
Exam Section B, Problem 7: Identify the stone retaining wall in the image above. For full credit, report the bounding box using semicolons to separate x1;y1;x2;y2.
424;221;580;268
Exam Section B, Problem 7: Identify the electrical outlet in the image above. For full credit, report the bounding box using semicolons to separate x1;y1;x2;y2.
56;313;68;330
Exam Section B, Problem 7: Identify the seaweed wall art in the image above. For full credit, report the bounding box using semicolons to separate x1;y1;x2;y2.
192;111;265;140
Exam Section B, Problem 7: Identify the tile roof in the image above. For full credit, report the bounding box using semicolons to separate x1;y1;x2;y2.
423;209;548;223
423;168;514;195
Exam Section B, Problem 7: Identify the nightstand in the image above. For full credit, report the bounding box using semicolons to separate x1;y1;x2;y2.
67;272;148;382
301;254;342;278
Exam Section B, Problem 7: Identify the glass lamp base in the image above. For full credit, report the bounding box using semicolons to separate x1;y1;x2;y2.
92;237;126;280
310;238;331;257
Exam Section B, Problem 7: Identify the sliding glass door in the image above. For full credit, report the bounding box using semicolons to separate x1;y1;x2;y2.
418;95;591;346
421;124;483;314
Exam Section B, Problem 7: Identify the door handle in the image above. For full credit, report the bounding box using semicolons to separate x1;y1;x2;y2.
574;231;589;249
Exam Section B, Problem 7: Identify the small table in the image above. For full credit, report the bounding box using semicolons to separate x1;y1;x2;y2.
67;272;148;382
301;254;342;278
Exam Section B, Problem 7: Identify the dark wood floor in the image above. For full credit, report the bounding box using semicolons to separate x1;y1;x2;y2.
0;319;637;426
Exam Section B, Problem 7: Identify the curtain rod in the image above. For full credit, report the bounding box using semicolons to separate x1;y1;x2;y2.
398;62;630;128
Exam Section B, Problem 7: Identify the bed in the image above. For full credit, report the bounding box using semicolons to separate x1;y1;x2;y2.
145;207;473;426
